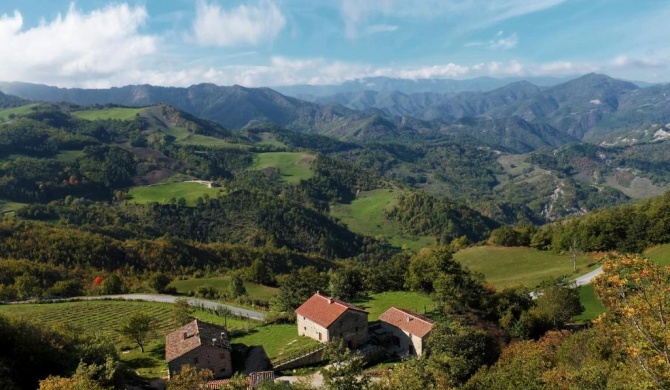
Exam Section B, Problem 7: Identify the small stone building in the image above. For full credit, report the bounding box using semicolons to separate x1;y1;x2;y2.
295;293;369;348
165;319;233;379
378;307;434;357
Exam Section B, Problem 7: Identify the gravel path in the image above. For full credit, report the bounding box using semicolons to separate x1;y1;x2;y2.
573;266;604;286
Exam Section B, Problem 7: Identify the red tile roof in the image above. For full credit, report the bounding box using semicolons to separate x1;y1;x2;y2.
165;320;231;362
295;293;368;328
379;307;435;338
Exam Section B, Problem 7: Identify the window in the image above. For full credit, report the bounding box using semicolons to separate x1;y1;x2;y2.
304;326;306;330
193;357;199;364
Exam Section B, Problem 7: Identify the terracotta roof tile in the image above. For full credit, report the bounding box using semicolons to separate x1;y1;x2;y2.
295;293;368;328
379;307;434;338
165;320;231;362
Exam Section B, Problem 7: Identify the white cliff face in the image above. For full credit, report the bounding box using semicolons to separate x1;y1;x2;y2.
541;179;585;221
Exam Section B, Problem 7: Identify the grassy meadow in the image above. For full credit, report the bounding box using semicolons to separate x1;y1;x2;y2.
169;277;278;303
644;243;670;266
0;104;39;119
354;291;436;321
127;182;223;206
250;152;314;183
331;189;434;251
71;107;145;121
162;127;243;148
574;284;605;322
454;246;594;289
0;200;26;214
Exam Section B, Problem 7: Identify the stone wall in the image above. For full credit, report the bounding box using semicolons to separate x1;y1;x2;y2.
168;345;233;379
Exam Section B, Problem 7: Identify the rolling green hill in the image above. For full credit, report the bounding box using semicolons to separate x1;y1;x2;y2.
454;246;594;289
71;107;145;121
250;152;315;183
127;181;224;205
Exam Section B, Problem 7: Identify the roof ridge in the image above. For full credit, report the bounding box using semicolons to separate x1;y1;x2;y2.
389;307;434;324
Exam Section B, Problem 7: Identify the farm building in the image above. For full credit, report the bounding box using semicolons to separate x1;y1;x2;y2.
295;293;369;347
165;319;233;379
378;307;434;357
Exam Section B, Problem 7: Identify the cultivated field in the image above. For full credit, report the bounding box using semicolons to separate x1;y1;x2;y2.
71;107;145;121
250;152;314;183
454;246;594;289
331;189;434;251
127;182;223;206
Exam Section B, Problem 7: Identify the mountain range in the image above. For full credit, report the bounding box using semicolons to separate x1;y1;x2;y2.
1;73;669;152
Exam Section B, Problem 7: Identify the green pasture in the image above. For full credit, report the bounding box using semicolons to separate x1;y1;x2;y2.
163;127;243;148
574;284;605;322
644;244;670;266
454;246;594;289
71;107;145;121
0;200;26;214
169;277;278;303
331;189;434;251
55;150;84;161
354;291;436;321
127;182;223;206
0;104;39;119
250;152;314;183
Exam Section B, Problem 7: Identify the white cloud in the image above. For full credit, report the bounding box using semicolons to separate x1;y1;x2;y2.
0;3;156;86
466;31;518;50
340;0;566;38
193;0;286;47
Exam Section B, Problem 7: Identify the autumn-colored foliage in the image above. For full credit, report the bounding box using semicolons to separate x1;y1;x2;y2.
93;276;103;286
594;253;670;389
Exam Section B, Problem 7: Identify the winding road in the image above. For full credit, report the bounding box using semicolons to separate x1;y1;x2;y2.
573;266;604;286
45;294;266;321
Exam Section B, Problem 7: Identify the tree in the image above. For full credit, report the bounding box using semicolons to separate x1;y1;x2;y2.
166;365;212;390
116;311;155;352
38;374;108;390
229;275;247;299
100;274;123;295
148;273;171;293
248;259;275;286
534;282;583;330
329;268;363;301
13;274;42;299
322;341;369;390
594;254;670;388
221;372;248;389
171;298;194;327
427;321;500;385
274;266;328;313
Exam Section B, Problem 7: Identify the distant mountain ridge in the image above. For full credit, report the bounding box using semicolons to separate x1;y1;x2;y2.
2;73;669;150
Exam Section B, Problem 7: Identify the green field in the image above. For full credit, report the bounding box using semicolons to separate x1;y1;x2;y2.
0;104;39;119
250;152;314;183
71;107;145;121
169;277;278;303
127;182;223;205
574;284;605;322
644;244;670;266
331;189;434;251
0;200;26;214
55;150;84;161
233;324;319;360
454;246;594;289
163;127;243;148
354;291;436;321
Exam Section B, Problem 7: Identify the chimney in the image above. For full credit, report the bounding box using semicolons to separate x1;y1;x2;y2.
407;316;412;322
328;298;332;304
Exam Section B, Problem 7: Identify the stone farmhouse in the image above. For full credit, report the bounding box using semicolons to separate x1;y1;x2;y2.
295;293;369;348
378;307;434;356
165;319;233;379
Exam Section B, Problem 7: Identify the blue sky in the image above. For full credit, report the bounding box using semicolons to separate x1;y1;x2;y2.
0;0;668;87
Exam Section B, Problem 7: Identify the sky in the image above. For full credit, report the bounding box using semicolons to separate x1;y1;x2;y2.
0;0;668;88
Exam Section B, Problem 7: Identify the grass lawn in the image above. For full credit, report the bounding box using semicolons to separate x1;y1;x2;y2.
0;104;39;119
574;284;605;322
232;324;319;360
71;107;145;121
127;182;223;206
331;189;434;252
169;277;278;303
644;244;670;266
250;152;314;183
454;246;595;289
353;291;436;321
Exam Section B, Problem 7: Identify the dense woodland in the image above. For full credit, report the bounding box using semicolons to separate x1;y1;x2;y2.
1;98;670;389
